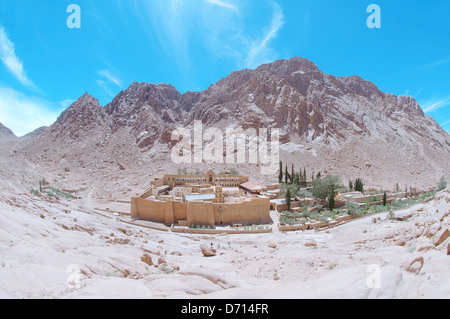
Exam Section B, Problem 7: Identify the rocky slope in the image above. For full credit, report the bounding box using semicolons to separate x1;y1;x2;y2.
0;122;17;141
16;57;450;191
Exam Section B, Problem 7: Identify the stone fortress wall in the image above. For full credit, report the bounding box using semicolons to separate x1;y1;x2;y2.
131;170;270;227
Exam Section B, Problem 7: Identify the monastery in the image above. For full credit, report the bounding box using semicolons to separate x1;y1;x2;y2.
131;170;272;227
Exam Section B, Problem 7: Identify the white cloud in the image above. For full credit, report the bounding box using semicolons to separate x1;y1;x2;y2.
243;2;285;69
205;0;238;11
137;0;285;74
0;87;63;137
96;79;115;98
411;55;450;73
422;97;450;113
0;26;36;90
98;69;122;87
60;99;75;108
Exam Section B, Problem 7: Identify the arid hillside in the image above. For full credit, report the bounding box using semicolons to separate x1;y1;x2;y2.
11;57;449;191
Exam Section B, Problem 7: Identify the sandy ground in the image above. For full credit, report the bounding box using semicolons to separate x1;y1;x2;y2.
0;140;449;299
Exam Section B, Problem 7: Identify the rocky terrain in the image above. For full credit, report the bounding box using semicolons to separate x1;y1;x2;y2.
0;56;449;299
0;122;17;141
0;136;449;298
12;57;450;191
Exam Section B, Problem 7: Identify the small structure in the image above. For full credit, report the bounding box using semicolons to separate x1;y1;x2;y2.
240;181;263;195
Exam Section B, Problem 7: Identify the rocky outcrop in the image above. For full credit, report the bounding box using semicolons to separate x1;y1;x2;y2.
16;57;450;190
433;229;449;247
200;244;216;257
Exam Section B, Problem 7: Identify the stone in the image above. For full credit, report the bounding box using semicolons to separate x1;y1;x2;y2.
305;240;317;248
439;210;450;222
414;226;425;238
447;243;450;255
433;228;449;247
395;237;407;247
425;222;441;238
405;256;424;275
417;244;434;252
140;253;153;267
268;243;277;249
200;244;216;257
394;211;413;221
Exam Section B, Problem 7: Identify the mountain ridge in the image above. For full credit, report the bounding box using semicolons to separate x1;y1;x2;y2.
16;57;450;190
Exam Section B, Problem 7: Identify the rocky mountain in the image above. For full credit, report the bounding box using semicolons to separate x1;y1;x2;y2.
21;126;48;140
0;122;17;141
18;57;450;190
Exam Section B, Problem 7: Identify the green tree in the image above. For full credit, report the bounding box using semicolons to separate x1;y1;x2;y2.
328;191;335;211
286;188;292;211
349;180;353;191
278;161;283;184
290;163;295;184
438;176;447;191
312;175;342;201
284;166;289;185
354;178;364;193
383;192;387;206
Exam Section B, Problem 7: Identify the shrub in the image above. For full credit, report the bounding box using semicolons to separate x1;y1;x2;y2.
438;176;447;191
354;178;364;193
328;192;335;211
312;175;342;201
346;201;361;217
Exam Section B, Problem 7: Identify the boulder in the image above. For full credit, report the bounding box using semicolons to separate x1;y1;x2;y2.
433;228;449;247
268;243;277;249
393;211;413;221
439;210;450;222
414;226;425;238
395;236;407;247
447;243;450;255
417;244;434;252
140;253;153;267
425;222;441;238
405;256;424;275
200;244;216;257
305;240;317;248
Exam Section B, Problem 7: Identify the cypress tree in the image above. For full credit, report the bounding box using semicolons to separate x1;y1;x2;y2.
328;191;335;211
291;163;295;184
383;192;387;206
285;166;289;185
286;188;292;211
354;178;364;193
279;161;283;184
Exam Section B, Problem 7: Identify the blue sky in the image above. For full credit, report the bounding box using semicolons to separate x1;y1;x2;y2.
0;0;449;136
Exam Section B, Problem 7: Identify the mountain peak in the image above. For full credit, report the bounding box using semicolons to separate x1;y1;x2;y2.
257;57;319;75
53;92;105;130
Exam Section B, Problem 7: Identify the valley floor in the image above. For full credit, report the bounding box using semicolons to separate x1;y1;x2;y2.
0;140;449;299
0;185;449;299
